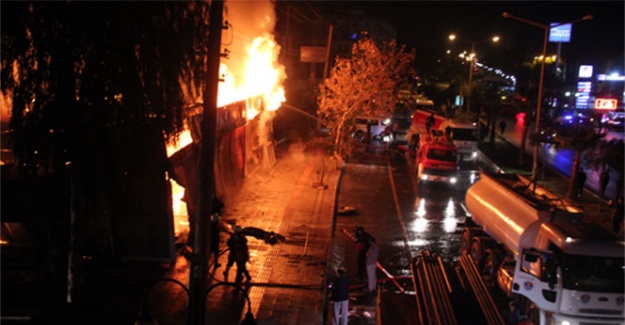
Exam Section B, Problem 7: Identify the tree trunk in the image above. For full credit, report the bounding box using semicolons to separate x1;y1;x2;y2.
334;119;345;157
566;150;583;200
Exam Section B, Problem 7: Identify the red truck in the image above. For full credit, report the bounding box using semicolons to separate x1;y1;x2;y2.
410;108;479;161
415;130;458;185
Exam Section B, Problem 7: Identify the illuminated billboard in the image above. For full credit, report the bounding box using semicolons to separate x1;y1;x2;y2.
578;65;593;78
594;98;617;110
549;23;572;43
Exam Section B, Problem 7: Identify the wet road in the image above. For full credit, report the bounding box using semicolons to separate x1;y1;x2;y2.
339;147;480;271
334;145;482;324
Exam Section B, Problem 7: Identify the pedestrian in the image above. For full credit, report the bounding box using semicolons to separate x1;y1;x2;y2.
392;121;399;139
354;226;372;280
366;236;379;293
426;113;435;132
612;197;624;235
445;125;452;138
480;123;488;141
330;267;350;325
499;120;507;135
575;168;587;198
210;196;225;269
223;225;251;284
223;225;237;281
600;168;611;199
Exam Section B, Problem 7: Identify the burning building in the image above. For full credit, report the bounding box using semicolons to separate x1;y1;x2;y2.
166;0;286;245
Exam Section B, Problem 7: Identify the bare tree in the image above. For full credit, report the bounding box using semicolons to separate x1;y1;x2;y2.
317;38;415;157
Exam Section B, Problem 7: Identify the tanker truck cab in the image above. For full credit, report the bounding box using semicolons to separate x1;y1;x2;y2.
416;130;458;185
513;232;625;325
464;173;624;325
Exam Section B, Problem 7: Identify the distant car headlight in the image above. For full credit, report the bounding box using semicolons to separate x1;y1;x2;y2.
449;177;457;184
421;174;428;181
472;152;477;158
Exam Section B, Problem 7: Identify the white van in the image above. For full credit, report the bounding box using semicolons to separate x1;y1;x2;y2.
352;115;393;142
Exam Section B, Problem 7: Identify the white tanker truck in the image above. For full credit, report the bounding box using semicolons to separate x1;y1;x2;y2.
462;172;624;325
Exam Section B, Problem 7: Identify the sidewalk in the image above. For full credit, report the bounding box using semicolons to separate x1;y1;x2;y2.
478;129;617;233
494;116;623;202
143;142;344;325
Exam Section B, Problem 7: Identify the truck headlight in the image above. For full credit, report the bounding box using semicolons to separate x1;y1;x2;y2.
472;151;477;158
449;177;457;184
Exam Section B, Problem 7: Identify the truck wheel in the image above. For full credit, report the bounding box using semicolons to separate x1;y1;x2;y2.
470;240;484;270
483;249;503;278
460;229;472;254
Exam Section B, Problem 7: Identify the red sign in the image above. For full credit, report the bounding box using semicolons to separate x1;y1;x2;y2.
595;98;617;110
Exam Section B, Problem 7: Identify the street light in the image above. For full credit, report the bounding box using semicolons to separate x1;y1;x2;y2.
135;278;256;325
503;12;593;185
448;34;500;113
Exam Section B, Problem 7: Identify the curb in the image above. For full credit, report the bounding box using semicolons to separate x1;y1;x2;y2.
321;157;346;325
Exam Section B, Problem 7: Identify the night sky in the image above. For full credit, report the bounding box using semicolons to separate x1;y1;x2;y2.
313;1;624;75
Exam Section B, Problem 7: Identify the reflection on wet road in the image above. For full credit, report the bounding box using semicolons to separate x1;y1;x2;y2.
337;154;474;287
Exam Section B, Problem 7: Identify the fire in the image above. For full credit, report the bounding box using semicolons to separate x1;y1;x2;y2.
166;129;193;240
167;1;286;243
218;34;286;120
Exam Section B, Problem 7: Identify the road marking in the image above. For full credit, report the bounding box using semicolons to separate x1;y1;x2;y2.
386;157;414;264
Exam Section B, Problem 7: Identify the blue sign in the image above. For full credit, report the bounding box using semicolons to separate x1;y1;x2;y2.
549;23;572;43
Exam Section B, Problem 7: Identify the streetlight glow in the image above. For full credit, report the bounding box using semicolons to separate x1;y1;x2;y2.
503;12;593;186
447;33;501;113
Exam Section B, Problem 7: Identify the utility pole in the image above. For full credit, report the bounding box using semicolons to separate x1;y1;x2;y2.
189;1;223;324
467;42;475;113
503;12;592;187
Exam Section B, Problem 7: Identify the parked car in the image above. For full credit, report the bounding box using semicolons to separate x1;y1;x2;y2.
606;116;624;130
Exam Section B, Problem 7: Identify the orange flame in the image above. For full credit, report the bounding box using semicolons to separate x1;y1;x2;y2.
167;12;286;242
166;129;193;239
218;34;285;120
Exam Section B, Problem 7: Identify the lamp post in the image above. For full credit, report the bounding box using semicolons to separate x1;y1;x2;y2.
448;34;500;113
135;278;257;325
502;12;593;186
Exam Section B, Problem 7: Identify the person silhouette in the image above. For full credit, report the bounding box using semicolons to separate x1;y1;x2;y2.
499;120;507;135
426;113;435;132
600;168;611;199
330;268;350;325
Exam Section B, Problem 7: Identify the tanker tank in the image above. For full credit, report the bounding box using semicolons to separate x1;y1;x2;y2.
465;173;584;257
